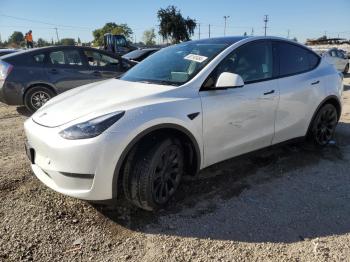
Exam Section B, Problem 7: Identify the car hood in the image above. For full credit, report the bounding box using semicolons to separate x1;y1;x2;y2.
32;79;176;127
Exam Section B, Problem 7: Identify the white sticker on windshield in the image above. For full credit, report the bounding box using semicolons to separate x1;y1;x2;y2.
184;54;208;63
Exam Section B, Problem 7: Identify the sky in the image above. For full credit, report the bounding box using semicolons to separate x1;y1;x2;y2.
0;0;349;44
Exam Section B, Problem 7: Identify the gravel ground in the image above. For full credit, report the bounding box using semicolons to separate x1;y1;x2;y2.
0;75;350;262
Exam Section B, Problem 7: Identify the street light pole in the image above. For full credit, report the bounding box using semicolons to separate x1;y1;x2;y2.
223;16;230;36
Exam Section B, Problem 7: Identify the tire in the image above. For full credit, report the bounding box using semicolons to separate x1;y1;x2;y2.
309;104;338;146
123;137;184;211
24;86;55;112
344;64;349;74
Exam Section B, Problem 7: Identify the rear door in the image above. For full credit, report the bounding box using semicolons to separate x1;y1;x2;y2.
273;41;322;144
82;49;125;79
45;48;93;93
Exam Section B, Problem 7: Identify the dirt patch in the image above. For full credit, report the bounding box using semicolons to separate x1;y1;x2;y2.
1;77;350;261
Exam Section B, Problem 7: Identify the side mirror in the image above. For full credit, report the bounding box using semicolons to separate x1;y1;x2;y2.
215;72;244;89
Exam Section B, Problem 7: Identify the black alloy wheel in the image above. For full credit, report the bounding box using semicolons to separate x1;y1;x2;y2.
311;104;338;146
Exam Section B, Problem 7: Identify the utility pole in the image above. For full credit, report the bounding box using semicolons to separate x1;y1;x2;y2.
54;27;59;43
287;29;290;39
263;15;269;36
251;27;254;36
198;23;201;39
208;24;211;38
223;15;230;36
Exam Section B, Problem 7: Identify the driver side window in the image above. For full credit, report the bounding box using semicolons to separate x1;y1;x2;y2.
203;41;273;88
83;50;119;67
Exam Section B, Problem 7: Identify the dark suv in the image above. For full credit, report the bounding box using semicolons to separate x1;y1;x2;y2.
0;46;132;112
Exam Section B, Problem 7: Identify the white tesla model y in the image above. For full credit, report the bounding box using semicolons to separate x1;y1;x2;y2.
24;36;343;210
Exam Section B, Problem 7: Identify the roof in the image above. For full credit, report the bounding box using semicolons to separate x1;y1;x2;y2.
0;45;126;60
190;36;248;45
0;48;19;52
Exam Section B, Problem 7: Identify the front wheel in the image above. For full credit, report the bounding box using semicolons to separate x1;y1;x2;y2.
123;137;184;211
309;104;338;146
24;86;55;112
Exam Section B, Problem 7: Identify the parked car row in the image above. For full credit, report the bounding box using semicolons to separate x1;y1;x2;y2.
0;46;135;112
23;36;343;211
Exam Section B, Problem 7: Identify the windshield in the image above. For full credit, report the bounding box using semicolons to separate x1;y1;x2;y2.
120;42;228;86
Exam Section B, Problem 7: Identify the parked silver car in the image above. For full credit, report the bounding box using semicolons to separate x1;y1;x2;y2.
314;48;349;73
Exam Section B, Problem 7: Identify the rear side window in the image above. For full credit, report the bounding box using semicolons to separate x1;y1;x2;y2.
33;54;45;63
308;52;320;69
278;42;319;77
49;51;65;64
49;50;83;66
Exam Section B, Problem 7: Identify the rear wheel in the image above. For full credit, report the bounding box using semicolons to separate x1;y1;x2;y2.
309;104;338;146
123;137;184;211
24;86;55;112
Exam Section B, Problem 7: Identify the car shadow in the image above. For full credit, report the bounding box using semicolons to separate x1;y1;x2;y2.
16;106;32;117
93;120;350;244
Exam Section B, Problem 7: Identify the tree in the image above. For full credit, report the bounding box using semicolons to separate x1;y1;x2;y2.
243;32;247;36
143;28;156;46
0;40;8;48
60;38;75;45
37;38;50;47
92;22;133;46
292;37;298;42
157;5;197;43
8;31;24;46
77;37;81;44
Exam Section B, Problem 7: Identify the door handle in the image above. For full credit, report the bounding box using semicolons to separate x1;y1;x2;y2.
311;80;320;85
263;90;275;95
49;68;58;74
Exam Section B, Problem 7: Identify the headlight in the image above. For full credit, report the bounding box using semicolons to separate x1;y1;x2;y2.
59;111;125;140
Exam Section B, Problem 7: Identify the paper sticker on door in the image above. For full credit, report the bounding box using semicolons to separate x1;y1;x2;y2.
184;54;208;63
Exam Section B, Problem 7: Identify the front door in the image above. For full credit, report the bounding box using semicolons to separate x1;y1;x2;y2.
45;49;93;93
82;49;125;80
200;40;279;167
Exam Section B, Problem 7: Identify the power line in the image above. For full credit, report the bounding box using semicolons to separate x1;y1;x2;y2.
0;13;93;30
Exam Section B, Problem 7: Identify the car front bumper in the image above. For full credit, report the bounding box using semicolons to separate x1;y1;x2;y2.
23;118;127;200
